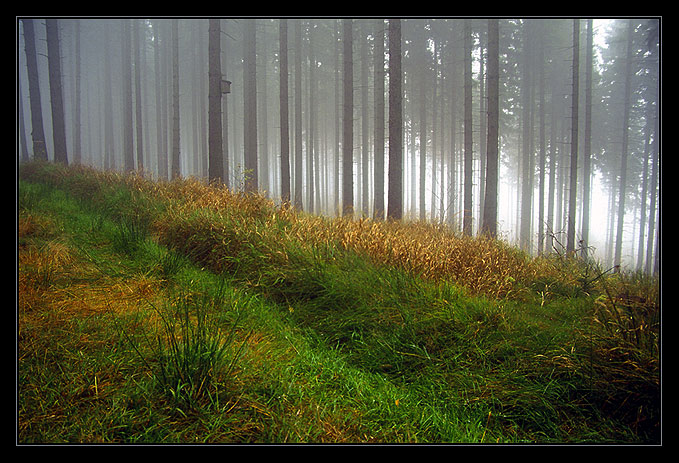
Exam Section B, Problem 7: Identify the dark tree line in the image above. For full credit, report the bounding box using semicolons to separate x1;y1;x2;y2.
17;18;660;272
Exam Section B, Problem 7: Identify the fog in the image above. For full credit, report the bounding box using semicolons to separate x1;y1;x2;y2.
17;17;660;272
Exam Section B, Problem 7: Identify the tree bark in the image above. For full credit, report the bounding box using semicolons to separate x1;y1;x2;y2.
566;19;580;253
171;19;181;180
46;19;68;165
481;19;499;238
463;19;473;235
373;20;385;220
279;19;291;204
387;19;403;221
122;20;135;172
243;19;258;192
342;19;354;218
208;19;224;183
613;20;634;268
21;19;48;161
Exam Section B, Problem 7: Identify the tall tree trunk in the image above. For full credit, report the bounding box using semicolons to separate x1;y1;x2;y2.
481;19;499;238
221;25;230;188
645;112;659;274
171;19;181;180
418;23;428;222
18;79;29;161
259;24;270;196
537;24;546;254
208;19;224;183
73;21;82;165
134;20;144;172
342;19;354;218
360;22;369;217
294;20;303;209
153;21;167;180
308;22;317;213
387;19;403;221
566;19;580;253
463;19;473;236
243;19;258;192
103;22;114;170
373;20;385;220
279;19;291;204
46;19;68;165
581;19;594;258
520;21;533;251
21;19;48;161
122;20;135;172
614;20;634;268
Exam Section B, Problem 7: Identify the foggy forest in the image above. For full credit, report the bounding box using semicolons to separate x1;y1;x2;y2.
17;17;660;273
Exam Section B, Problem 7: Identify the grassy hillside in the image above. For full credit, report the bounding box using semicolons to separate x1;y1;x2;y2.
17;162;660;444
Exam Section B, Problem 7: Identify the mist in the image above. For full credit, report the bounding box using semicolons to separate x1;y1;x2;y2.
17;17;660;272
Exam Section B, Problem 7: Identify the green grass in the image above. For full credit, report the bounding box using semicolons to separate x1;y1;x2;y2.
17;162;660;444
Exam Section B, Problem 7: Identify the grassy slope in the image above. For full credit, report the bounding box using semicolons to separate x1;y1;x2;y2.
17;162;660;444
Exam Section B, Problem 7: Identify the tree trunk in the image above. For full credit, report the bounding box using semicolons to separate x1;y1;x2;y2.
566;19;580;253
46;19;68;165
21;19;48;161
520;21;533;251
243;19;258;193
208;19;224;183
581;19;593;258
279;19;291;204
481;19;499;238
613;20;634;269
373;20;385;220
387;19;403;221
153;21;167;180
73;21;82;165
122;20;135;172
171;19;181;180
294;20;304;209
342;19;354;218
463;19;473;236
134;20;144;172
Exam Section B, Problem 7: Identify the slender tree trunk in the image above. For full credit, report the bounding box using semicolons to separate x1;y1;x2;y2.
463;19;473;235
387;19;403;221
581;19;593;258
18;79;29;162
481;19;499;238
373;20;385;220
520;21;533;251
243;19;258;192
342;19;354;218
537;25;546;254
153;21;167;180
122;20;135;172
308;22;317;213
208;19;224;183
645;112;658;274
21;19;48;161
134;20;144;172
279;19;291;204
294;20;304;209
46;19;68;165
614;20;634;269
171;19;181;179
419;23;428;221
73;21;82;165
566;19;580;253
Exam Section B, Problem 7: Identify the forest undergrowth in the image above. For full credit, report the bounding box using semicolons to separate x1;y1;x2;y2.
17;162;660;444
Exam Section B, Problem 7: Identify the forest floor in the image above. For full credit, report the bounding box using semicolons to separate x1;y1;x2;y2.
17;161;660;444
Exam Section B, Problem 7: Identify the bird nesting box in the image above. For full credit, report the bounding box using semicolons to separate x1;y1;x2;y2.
221;79;232;94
